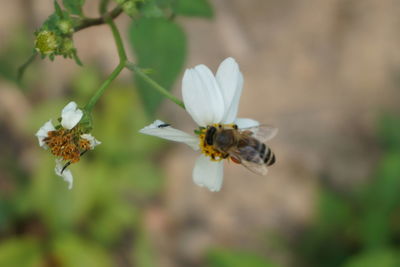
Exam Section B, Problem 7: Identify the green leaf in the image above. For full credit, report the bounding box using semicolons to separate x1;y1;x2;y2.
129;17;186;117
207;248;280;267
54;0;64;18
173;0;213;18
139;0;164;17
343;249;400;267
62;0;85;15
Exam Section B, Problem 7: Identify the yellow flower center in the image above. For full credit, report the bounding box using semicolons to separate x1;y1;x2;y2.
43;127;90;163
198;123;237;162
35;30;58;55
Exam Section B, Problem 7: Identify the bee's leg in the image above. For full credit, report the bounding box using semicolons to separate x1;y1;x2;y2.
230;156;241;164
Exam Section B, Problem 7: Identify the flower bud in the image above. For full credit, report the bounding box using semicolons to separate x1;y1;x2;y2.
58;20;73;34
35;30;59;55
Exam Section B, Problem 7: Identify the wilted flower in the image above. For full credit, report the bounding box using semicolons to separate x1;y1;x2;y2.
36;101;100;189
140;58;262;192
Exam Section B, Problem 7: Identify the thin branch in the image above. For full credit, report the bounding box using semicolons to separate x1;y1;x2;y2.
125;62;185;109
74;6;123;32
17;51;37;83
84;19;127;112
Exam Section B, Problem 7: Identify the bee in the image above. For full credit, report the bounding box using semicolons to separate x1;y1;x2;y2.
205;124;278;175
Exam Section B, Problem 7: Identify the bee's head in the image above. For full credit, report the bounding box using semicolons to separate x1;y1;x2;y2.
205;126;217;146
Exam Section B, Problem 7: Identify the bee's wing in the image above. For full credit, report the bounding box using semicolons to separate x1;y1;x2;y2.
229;147;268;176
239;124;278;142
240;160;269;176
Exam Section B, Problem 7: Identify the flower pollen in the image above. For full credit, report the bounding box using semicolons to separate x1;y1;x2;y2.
198;124;224;162
43;128;89;163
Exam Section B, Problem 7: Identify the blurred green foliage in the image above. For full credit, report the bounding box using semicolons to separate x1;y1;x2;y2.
207;248;280;267
0;66;166;266
292;114;400;267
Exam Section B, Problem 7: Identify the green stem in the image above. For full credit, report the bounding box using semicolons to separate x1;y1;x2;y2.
74;5;123;32
125;62;185;109
107;18;127;61
17;51;37;83
84;19;127;112
84;63;125;112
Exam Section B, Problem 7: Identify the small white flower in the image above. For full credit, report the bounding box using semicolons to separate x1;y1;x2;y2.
36;101;100;189
55;159;73;189
81;134;101;149
140;57;260;192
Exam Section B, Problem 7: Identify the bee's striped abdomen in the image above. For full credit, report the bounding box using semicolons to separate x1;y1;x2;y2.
260;143;275;166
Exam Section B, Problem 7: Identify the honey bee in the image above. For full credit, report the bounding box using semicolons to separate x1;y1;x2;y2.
205;124;278;175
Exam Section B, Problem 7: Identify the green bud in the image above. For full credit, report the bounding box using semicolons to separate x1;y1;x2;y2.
61;37;74;52
122;0;139;17
35;30;59;55
58;20;73;34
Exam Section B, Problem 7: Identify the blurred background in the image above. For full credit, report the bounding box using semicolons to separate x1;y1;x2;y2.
1;0;400;266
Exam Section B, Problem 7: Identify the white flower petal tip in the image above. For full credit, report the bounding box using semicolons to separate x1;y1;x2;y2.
81;134;101;149
235;118;260;129
193;155;224;192
61;101;83;130
216;57;244;123
139;120;199;150
36;120;55;148
182;65;225;126
55;160;73;190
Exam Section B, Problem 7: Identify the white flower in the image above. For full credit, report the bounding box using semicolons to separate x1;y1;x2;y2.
55;159;73;189
139;57;260;192
36;101;83;148
35;101;100;189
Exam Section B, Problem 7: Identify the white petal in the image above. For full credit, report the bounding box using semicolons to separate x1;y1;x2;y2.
35;120;55;148
80;134;101;149
182;65;225;126
139;120;199;150
61;101;83;130
235;118;260;129
192;154;224;192
216;58;244;123
55;159;73;190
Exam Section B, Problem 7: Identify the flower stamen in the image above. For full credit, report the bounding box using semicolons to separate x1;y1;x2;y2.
44;128;90;163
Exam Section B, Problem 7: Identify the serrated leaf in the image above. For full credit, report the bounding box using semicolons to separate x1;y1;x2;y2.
173;0;213;18
129;18;186;117
63;0;85;15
